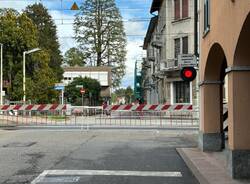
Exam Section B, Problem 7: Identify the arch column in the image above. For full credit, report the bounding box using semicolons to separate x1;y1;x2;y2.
227;67;250;179
199;81;224;151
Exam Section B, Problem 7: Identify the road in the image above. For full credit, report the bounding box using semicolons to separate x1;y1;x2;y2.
0;129;199;184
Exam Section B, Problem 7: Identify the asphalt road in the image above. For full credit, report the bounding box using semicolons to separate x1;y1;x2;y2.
0;129;199;184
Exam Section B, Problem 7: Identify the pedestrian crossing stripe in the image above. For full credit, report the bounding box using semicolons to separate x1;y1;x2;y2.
31;170;182;183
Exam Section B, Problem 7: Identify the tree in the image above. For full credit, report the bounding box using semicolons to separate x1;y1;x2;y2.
24;3;63;81
65;77;101;106
113;86;134;104
74;0;127;87
0;9;58;103
63;47;86;66
0;9;39;100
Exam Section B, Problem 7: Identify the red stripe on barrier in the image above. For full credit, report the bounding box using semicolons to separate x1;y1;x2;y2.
187;105;193;110
136;104;146;111
103;104;108;110
111;105;120;111
62;105;67;110
124;104;133;110
161;104;171;111
25;105;34;110
175;105;183;110
149;105;158;110
2;105;9;110
50;104;59;110
37;104;46;111
13;105;22;110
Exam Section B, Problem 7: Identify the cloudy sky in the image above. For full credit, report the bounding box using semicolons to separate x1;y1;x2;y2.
0;0;153;88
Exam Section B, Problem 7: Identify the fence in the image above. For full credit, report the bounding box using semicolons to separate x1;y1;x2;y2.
0;104;199;129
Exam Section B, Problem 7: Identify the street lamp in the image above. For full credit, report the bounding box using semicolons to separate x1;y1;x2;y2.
0;43;3;105
23;48;41;103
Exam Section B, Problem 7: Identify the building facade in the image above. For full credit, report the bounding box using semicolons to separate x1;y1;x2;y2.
199;0;250;179
142;0;198;105
62;66;112;101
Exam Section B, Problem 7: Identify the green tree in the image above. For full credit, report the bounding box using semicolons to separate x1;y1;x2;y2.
0;9;58;103
63;47;86;66
113;86;134;104
0;9;39;100
125;86;134;104
74;0;127;87
65;77;101;106
24;3;63;81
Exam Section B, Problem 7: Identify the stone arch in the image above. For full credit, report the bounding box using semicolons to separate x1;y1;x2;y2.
199;43;228;152
204;43;228;81
226;12;250;179
233;12;250;66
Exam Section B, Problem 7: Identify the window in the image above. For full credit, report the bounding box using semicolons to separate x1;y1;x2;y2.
174;38;181;59
174;36;189;59
174;0;181;20
174;0;189;20
182;0;189;18
182;36;188;54
173;81;190;103
204;0;210;34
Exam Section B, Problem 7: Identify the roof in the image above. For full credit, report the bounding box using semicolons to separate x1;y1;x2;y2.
143;16;158;49
150;0;164;13
63;66;112;72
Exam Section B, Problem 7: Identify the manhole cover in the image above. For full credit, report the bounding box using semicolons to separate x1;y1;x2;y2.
42;176;80;183
2;142;36;148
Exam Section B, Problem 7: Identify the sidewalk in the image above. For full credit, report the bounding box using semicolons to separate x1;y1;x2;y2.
177;148;250;184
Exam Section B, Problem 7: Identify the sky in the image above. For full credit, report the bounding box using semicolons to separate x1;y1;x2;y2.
0;0;153;88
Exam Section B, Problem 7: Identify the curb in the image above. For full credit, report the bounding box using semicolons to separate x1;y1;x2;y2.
176;148;209;184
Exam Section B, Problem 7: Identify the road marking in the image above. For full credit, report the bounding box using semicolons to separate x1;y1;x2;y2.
31;169;182;183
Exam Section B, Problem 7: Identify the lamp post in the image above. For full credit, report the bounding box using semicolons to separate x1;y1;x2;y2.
23;48;41;103
0;43;3;105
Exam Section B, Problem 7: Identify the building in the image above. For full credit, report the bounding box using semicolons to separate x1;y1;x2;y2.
142;0;199;105
62;66;112;101
199;0;250;179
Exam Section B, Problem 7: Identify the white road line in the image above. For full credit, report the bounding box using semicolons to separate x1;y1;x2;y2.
43;170;182;177
31;170;49;184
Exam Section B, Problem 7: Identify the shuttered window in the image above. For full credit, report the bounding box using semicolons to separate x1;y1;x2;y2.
182;36;188;54
174;38;181;59
174;0;180;20
182;0;189;18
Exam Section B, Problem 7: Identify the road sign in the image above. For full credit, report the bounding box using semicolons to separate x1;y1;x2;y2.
54;83;65;90
71;2;79;10
76;85;83;88
178;54;197;67
80;88;86;94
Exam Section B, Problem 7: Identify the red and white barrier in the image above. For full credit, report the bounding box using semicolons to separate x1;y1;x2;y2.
103;104;193;111
0;104;67;111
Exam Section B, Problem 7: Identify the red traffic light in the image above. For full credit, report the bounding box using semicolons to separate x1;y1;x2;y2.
180;67;197;82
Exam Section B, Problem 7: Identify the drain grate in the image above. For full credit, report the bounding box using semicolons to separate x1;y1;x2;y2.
42;176;80;183
2;142;36;148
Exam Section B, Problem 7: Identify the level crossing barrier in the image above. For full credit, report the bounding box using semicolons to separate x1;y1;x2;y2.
0;104;199;128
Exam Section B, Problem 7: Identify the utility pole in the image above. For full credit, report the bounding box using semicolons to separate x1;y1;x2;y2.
23;48;41;103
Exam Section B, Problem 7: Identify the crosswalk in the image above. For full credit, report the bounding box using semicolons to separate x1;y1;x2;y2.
31;170;182;183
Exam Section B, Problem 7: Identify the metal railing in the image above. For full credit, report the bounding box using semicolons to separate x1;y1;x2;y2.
0;106;199;129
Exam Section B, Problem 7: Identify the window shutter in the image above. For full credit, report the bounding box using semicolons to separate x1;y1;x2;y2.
182;0;189;18
174;38;181;59
174;0;180;20
182;36;188;54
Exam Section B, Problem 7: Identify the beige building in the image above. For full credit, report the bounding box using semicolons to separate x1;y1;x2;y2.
199;0;250;179
142;0;198;105
62;66;112;100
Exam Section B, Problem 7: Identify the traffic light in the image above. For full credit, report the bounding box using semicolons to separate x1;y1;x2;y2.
180;67;197;82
